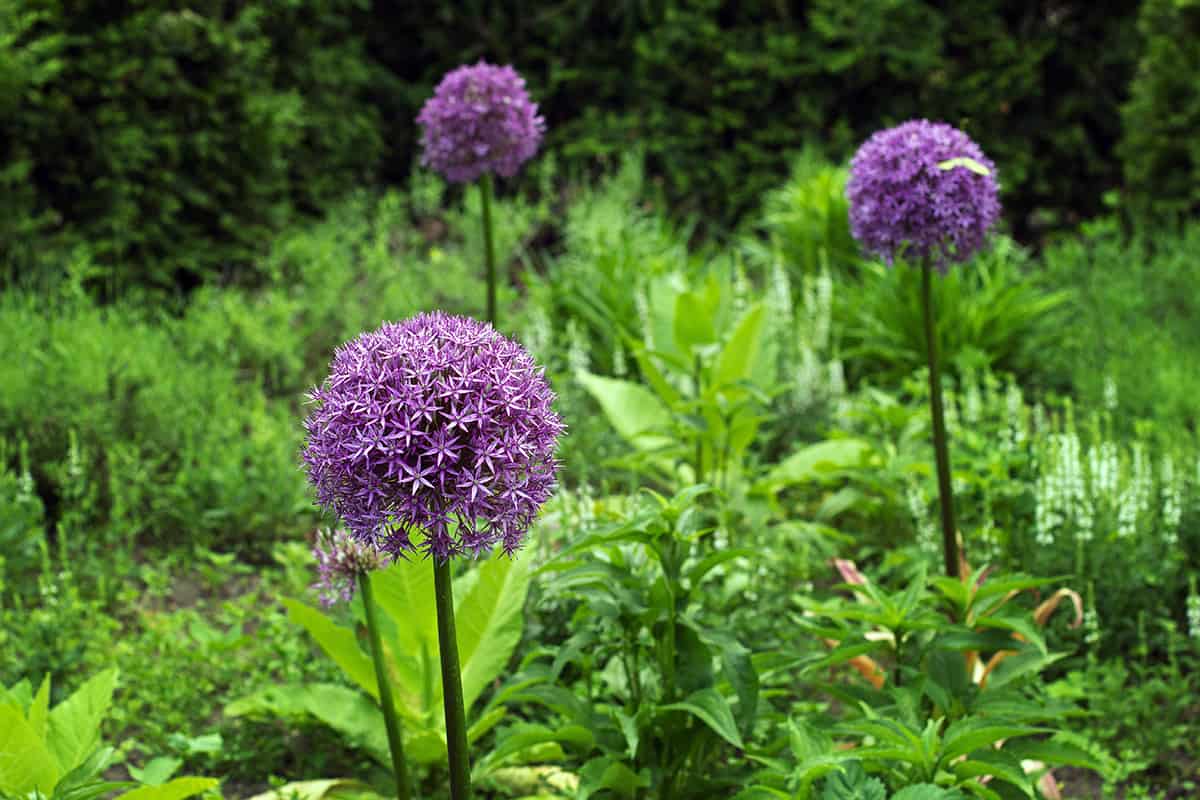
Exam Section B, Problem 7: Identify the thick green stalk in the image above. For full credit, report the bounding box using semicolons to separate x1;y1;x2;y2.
920;262;961;578
434;558;471;799
480;173;497;325
358;573;412;800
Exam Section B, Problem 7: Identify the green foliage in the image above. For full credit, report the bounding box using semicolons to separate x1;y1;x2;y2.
522;486;760;797
1119;0;1200;222
836;239;1071;388
230;553;535;788
0;0;382;291
0;668;216;800
1040;218;1200;431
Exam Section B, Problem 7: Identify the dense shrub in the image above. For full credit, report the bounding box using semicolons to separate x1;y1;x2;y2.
0;0;382;292
1119;0;1200;222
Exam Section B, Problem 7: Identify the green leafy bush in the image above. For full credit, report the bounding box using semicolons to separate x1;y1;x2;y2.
1119;0;1200;222
0;0;382;291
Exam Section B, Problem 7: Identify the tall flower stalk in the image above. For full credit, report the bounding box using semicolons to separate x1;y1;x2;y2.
418;61;545;325
312;529;410;800
847;119;1001;578
303;313;564;799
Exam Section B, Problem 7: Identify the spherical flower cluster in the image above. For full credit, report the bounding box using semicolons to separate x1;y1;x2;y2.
312;527;388;607
847;119;1001;269
417;61;545;183
302;312;564;561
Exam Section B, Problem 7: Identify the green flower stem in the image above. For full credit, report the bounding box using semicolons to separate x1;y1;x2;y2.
434;558;471;800
358;572;412;800
920;261;961;579
480;173;497;325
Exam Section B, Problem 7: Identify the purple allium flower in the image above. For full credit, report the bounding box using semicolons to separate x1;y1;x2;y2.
417;61;545;184
312;527;388;607
847;119;1001;269
302;312;564;562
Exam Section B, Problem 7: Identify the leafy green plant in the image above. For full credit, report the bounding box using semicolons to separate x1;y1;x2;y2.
774;560;1099;799
837;238;1070;387
229;552;539;789
577;268;774;488
0;668;217;800
515;486;760;798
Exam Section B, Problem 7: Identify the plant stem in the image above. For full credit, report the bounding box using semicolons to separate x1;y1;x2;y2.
480;173;497;325
434;558;471;800
920;261;961;578
358;573;412;800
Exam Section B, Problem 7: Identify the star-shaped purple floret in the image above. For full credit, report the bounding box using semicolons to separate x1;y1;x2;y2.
302;312;564;561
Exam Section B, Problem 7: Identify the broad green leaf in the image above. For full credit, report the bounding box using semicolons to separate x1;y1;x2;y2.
456;553;532;712
0;702;60;794
661;688;745;749
713;303;765;388
281;599;376;700
760;439;871;490
117;777;219;800
673;286;719;353
576;371;675;452
46;667;118;773
369;557;439;708
245;779;382;800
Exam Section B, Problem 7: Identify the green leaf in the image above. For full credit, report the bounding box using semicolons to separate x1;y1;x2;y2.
941;718;1048;761
0;702;61;794
117;777;219;800
952;749;1033;797
127;757;182;786
46;667;118;773
714;303;766;388
28;675;51;740
455;553;532;712
673;286;720;353
759;439;871;491
1000;737;1103;770
661;688;745;749
890;785;966;800
937;157;991;176
369;556;439;710
245;779;382;800
281;599;377;700
576;370;675;451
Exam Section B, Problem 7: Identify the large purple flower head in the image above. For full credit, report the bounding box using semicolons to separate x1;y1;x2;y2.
302;312;564;562
847;119;1001;269
417;61;545;184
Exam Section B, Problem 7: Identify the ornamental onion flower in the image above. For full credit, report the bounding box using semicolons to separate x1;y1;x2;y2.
417;61;545;184
311;527;387;607
302;311;564;562
847;119;1001;269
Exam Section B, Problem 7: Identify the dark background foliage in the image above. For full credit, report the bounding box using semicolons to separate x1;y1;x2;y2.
0;0;1182;294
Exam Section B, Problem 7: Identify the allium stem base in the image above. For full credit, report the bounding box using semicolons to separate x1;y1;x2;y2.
435;558;472;799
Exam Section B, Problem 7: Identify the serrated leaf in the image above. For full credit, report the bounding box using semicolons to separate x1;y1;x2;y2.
46;668;118;773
